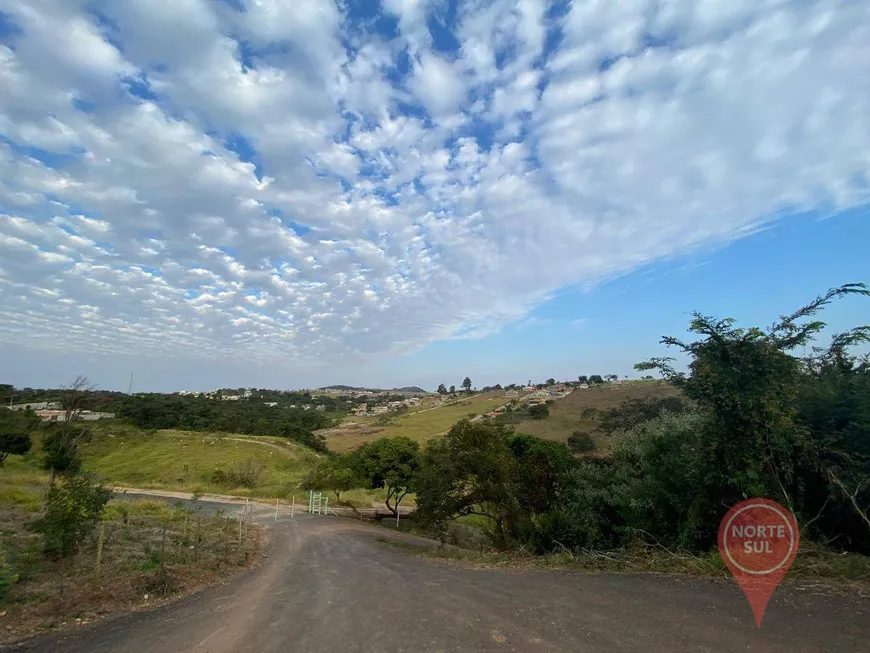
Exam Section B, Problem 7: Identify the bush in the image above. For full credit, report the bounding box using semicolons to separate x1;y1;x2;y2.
211;460;265;488
528;403;549;419
35;475;112;558
567;431;595;453
0;550;19;602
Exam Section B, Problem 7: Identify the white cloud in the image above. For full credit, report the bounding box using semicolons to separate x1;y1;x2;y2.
0;0;867;386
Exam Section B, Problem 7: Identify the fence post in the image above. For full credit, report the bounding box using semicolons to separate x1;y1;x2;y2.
238;515;243;544
291;495;295;519
275;498;279;522
94;521;105;584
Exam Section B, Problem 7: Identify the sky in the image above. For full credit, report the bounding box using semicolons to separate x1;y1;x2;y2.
0;0;868;393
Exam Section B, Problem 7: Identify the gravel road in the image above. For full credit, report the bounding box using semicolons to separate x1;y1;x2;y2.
4;496;868;653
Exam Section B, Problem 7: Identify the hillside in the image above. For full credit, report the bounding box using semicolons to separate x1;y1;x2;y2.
513;380;682;451
319;392;507;452
1;425;324;501
319;384;429;394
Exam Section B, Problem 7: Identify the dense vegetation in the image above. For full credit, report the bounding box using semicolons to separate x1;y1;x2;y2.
308;284;870;557
109;395;333;452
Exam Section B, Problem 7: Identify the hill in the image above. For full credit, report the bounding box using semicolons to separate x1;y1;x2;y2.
1;425;324;501
512;380;682;452
319;392;507;452
319;384;429;394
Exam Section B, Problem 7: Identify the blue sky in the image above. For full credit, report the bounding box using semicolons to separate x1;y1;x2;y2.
0;0;868;392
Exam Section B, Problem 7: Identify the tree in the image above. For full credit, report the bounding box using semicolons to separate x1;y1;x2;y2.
635;282;870;546
35;475;111;558
577;375;588;384
306;453;365;506
588;375;604;384
546;378;556;386
449;385;456;394
462;377;472;393
42;427;88;478
437;384;447;395
528;403;549;419
0;408;37;466
356;437;421;515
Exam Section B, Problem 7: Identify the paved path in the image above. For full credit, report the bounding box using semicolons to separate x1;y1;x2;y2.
4;498;869;652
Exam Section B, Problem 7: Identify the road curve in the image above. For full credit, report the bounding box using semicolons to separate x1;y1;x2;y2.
4;503;869;653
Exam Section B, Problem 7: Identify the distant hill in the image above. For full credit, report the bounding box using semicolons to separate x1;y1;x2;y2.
319;384;429;394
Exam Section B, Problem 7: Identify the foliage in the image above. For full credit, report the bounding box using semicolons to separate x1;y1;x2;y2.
635;283;870;550
304;452;365;502
35;475;112;558
597;396;689;436
355;437;421;514
437;384;447;395
112;394;330;452
528;403;549;419
462;377;472;392
0;409;38;466
588;375;604;385
41;426;91;476
567;431;595;453
577;376;588;384
449;385;456;394
415;420;577;550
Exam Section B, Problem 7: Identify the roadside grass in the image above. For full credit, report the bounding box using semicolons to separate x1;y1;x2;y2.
512;381;681;451
323;393;507;452
81;429;322;499
378;537;870;593
0;498;263;645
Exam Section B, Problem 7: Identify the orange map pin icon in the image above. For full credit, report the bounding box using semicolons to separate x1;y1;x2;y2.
718;498;799;627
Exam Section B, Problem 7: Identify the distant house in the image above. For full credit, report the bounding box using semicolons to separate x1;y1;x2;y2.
34;410;115;422
315;405;326;412
579;383;589;389
505;389;519;397
9;402;61;411
263;402;278;407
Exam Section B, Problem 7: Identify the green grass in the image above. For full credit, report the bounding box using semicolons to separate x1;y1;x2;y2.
324;393;508;452
80;430;322;498
0;487;40;512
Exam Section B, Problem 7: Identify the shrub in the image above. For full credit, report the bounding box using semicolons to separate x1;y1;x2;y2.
567;431;595;453
35;475;112;558
211;460;265;488
528;403;549;419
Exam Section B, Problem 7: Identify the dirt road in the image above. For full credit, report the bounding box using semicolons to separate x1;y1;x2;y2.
5;500;869;652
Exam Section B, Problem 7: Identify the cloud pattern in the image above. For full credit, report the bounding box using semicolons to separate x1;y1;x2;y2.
0;0;868;373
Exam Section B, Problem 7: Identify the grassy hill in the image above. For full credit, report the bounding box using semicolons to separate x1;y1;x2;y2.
0;425;324;501
320;393;508;452
512;380;682;452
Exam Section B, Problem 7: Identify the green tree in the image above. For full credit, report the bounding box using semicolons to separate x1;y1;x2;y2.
462;377;472;393
449;385;456;394
35;475;112;558
42;425;91;480
636;283;870;546
306;453;365;504
577;375;588;384
0;408;38;466
356;437;421;515
437;384;447;395
528;403;549;419
588;375;604;384
546;378;556;386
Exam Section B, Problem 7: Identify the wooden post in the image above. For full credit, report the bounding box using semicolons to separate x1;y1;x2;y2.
94;521;105;584
291;495;295;519
238;515;243;544
275;498;279;522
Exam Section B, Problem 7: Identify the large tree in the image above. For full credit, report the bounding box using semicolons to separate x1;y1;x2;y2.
437;384;447;395
462;377;472;393
636;283;870;546
356;437;421;515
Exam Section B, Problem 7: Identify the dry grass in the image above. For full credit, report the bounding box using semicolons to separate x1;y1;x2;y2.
321;393;508;452
512;381;682;451
0;498;263;644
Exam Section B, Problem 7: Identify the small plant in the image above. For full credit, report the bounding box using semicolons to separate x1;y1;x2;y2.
35;475;112;559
